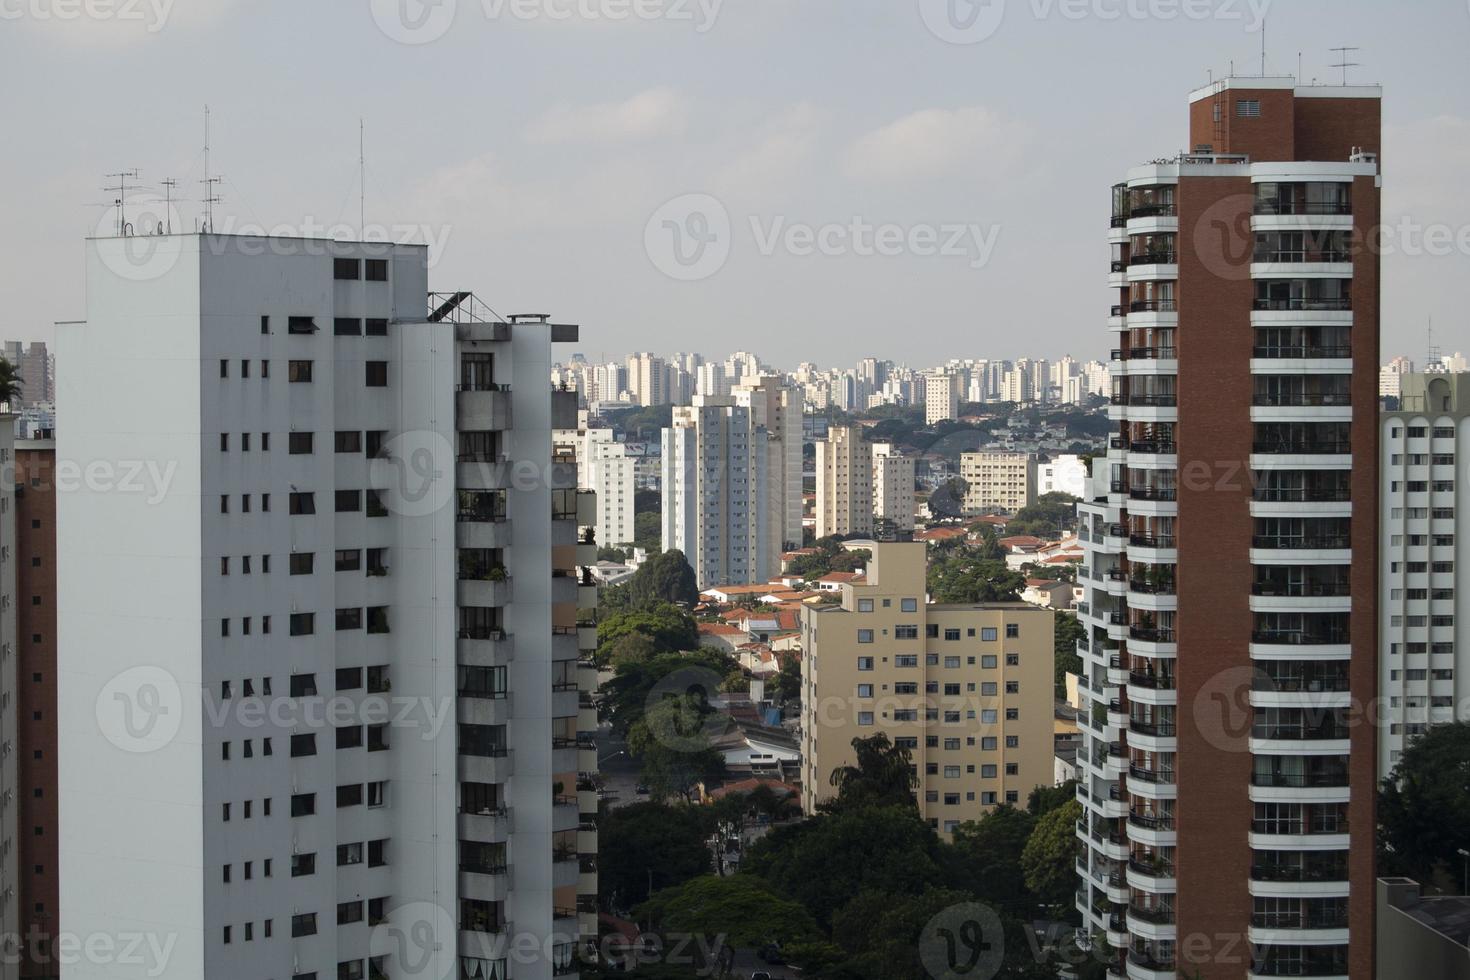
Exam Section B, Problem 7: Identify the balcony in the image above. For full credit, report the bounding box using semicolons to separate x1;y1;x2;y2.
1128;487;1176;503
1128;671;1175;691
1254;201;1352;216
1251;440;1350;455
1253;488;1351;503
1128;534;1176;550
1252;297;1351;312
1250;771;1349;789
1128;764;1175;785
457;387;512;430
1129;251;1177;266
1129;299;1177;313
1253;345;1352;360
1250;630;1349;647
1250;535;1350;551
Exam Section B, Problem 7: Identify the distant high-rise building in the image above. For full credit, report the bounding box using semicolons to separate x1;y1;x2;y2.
925;372;960;425
1;341;51;407
815;426;872;539
871;442;916;534
556;427;637;551
1380;356;1413;399
734;376;804;555
960;451;1036;514
661;396;772;585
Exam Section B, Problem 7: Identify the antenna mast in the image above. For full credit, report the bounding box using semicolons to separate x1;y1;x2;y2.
1329;47;1360;86
200;105;223;232
102;170;141;236
161;178;177;234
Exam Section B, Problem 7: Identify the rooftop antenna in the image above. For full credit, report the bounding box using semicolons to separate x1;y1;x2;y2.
1260;18;1266;76
200;104;223;232
102;170;141;235
1329;47;1360;86
1428;317;1441;371
161;178;177;234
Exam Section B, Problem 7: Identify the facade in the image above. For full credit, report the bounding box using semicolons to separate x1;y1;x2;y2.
733;376;804;558
959;451;1036;515
0;344;51;409
556;427;637;550
1379;372;1470;776
58;234;599;980
871;442;917;534
1038;453;1088;498
924;372;960;426
661;396;771;586
799;542;1053;835
0;424;15;980
1074;77;1381;979
14;439;55;980
1376;878;1470;980
814;425;872;539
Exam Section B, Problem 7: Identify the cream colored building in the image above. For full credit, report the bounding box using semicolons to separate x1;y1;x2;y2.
800;542;1054;834
872;442;916;533
815;425;873;539
925;372;961;426
960;451;1037;515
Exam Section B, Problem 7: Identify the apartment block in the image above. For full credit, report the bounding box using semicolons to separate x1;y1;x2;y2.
1075;76;1380;979
14;438;55;980
799;542;1053;835
555;427;637;550
661;396;771;586
733;376;804;557
58;234;600;980
872;442;916;534
925;372;960;426
0;425;15;980
0;344;51;409
1379;372;1468;776
814;426;872;539
960;451;1036;515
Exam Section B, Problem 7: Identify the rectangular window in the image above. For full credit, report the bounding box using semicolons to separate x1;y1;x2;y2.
290;613;316;636
365;317;388;336
336;549;362;571
857;657;874;671
289;553;314;575
335;430;362;453
333;317;362;336
288;360;313;383
335;490;362;513
1236;99;1261;118
288;431;314;455
365;259;388;281
981;627;998;641
289;492;315;515
287;316;317;335
901;598;918;612
365;361;388;387
334;257;361;280
336;608;363;631
857;629;874;644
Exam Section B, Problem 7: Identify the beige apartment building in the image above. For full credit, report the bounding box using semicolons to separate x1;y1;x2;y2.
960;451;1037;514
800;542;1054;834
815;425;874;539
925;372;961;426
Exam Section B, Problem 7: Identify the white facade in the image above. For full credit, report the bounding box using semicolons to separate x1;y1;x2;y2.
960;451;1036;514
555;428;637;550
814;426;872;539
58;234;598;980
1379;372;1470;777
661;397;772;586
924;372;960;426
1038;454;1088;498
872;442;916;533
733;376;803;555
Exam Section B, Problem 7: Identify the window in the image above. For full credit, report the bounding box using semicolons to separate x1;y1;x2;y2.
335;490;362;513
895;625;919;639
365;259;388;281
895;655;918;668
289;553;314;575
336;549;362;571
260;315;270;334
857;657;874;671
901;598;917;612
334;257;360;280
333;317;362;336
337;667;363;691
337;842;364;867
290;613;315;636
1237;99;1261;118
289;492;315;515
288;360;314;383
338;900;365;925
1005;624;1019;638
857;629;874;644
337;726;364;750
857;599;874;612
291;793;316;817
856;684;873;698
336;608;362;630
367;725;389;752
981;627;998;641
368;839;387;867
365;317;388;336
365;361;388;387
290;673;318;698
368;782;386;807
290;854;316;878
857;712;874;726
335;431;362;453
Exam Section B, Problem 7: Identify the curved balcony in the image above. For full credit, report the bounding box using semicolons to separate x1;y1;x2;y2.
1127;624;1178;658
1248;770;1350;805
1249;535;1352;565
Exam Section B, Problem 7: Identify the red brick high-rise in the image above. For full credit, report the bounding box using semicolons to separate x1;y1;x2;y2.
1075;76;1380;979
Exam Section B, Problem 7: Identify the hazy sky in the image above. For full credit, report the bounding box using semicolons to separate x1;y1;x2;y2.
3;0;1469;368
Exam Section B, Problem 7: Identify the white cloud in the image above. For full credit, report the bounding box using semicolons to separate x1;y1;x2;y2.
525;87;691;145
710;102;822;198
844;106;1028;182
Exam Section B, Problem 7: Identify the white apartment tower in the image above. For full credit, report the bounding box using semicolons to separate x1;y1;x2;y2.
58;234;600;980
555;428;638;551
661;396;771;586
814;426;872;539
871;442;916;534
733;376;803;555
925;372;960;426
1379;372;1469;776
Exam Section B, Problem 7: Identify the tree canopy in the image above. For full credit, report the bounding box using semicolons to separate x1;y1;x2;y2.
823;733;918;814
599;802;714;912
1379;722;1470;882
1005;491;1080;537
926;551;1024;604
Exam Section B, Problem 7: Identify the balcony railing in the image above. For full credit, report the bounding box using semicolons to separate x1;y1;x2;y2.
1129;299;1177;313
1254;201;1352;216
1251;392;1352;407
1251;440;1351;455
1129;204;1177;218
1128;671;1175;691
1251;724;1350;741
1252;345;1352;359
1251;630;1348;646
1253;297;1352;312
1128;764;1176;784
1250;863;1349;882
1129;251;1178;265
1129;440;1177;454
1253;487;1351;502
1251;582;1351;598
1250;771;1349;788
1253;250;1352;264
1128;534;1176;549
1129;487;1177;502
1251;535;1350;550
1129;625;1176;643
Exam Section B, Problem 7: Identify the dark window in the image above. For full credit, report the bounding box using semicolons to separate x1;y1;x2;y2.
334;431;361;453
368;839;387;867
337;900;364;924
289;553;314;575
336;608;363;631
336;667;363;691
260;315;270;335
333;257;360;280
336;549;362;571
364;259;388;281
337;784;364;808
290;793;315;817
288;432;313;455
288;493;315;515
367;725;389;752
367;606;390;634
287;316;317;335
290;734;316;758
335;490;362;513
365;361;388;387
333;317;361;336
289;674;318;698
365;317;388;336
291;910;317;935
289;613;315;636
336;726;364;750
365;430;387;458
288;360;313;383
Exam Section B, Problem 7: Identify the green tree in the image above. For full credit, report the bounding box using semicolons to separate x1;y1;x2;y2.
927;477;970;519
1022;798;1084;913
598;802;713;912
595;602;698;665
624;549;699;608
951;805;1037;912
1006;491;1080;536
633;511;662;553
774;653;801;703
1054;612;1086;698
637;874;823;954
927;553;1024;604
599;649;737;737
626;696;728;803
0;358;20;408
597;545;630;563
1379;722;1470;881
1028;779;1078;817
824;733;918;813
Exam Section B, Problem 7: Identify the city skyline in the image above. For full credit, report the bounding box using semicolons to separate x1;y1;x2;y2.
3;2;1469;364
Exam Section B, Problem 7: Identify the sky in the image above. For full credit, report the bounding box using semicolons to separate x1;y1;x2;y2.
3;0;1469;369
